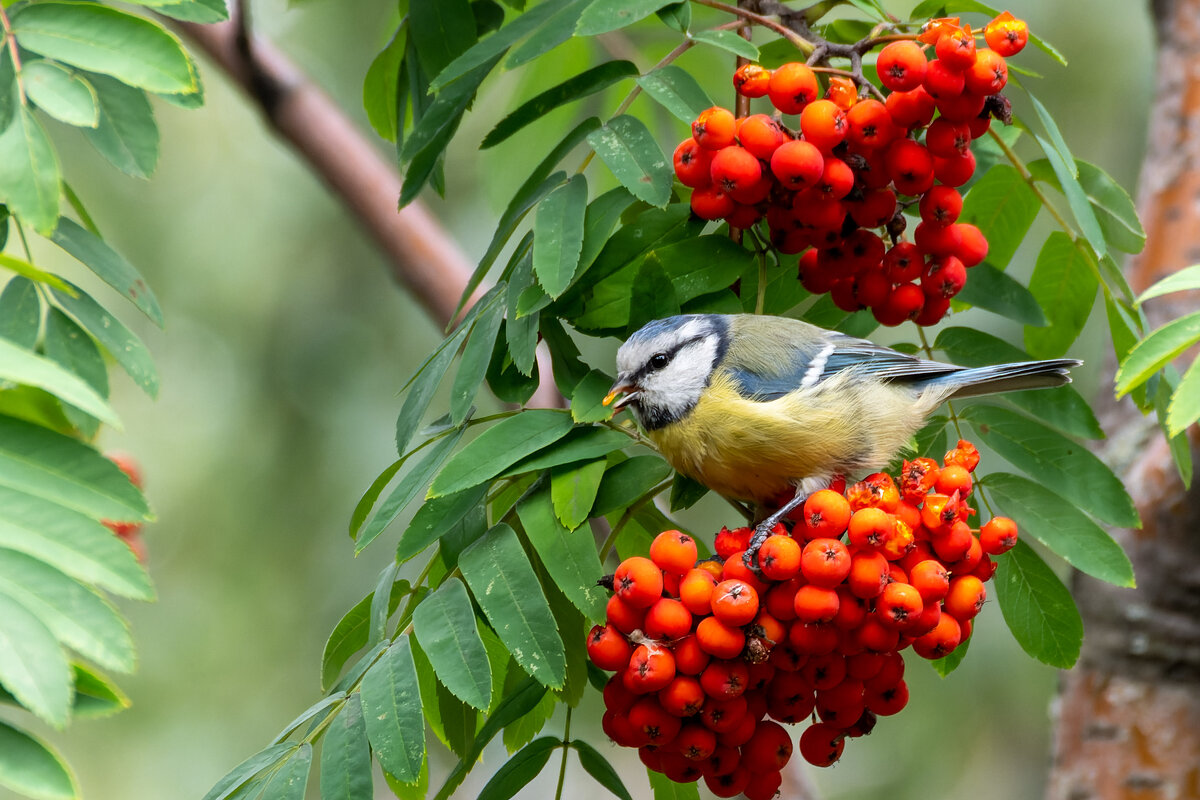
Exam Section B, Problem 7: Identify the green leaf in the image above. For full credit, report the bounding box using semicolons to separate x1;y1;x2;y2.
394;323;470;455
42;309;107;437
0;483;153;600
357;426;467;553
516;483;607;621
458;524;566;688
568;370;614;424
508;0;590;67
959;164;1039;272
397;484;488;564
52;281;159;397
933;328;1102;439
550;458;606;530
0;108;60;234
24;60;98;127
450;296;505;426
950;261;1046;326
51;217;162;326
81;73;158;179
669;473;708;511
431;0;570;91
363;26;406;142
648;767;701;800
360;636;425;783
571;739;633;800
150;0;229;24
0;338;118;425
0;45;15;133
635;64;714;123
626;255;680;334
499;425;629;477
1155;368;1192;486
1076;160;1145;254
483;61;637;149
320;584;408;692
500;677;556;751
585;115;671;208
690;29;760;60
412;578;492;710
1166;356;1200;438
1032;132;1106;257
576;0;674;35
1023;231;1097;358
0;549;133;672
591;455;671;517
960;405;1137;528
201;743;296;800
71;663;130;719
0;720;77;800
0;253;71;294
0;590;71;727
655;1;690;32
429;409;575;496
0;276;41;348
533;174;588;299
13;3;197;94
410;0;478;80
994;540;1083;668
477;737;557;800
930;633;969;677
505;250;540;376
1115;310;1200;396
984;473;1135;587
269;693;346;745
234;744;311;800
319;694;372;800
1137;264;1200;306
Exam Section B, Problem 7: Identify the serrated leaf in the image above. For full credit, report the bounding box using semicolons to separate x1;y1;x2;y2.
0;276;41;348
320;584;408;692
201;743;296;800
571;739;633;800
71;663;130;719
24;60;98;127
477;737;557;800
1033;131;1106;257
626;255;680;335
363;26;405;142
1115;310;1200;396
450;292;506;424
52;281;159;397
0;720;77;800
397;483;488;565
1137;264;1200;306
270;693;346;745
568;369;615;423
959;164;1039;272
550;458;606;529
0;338;118;425
1023;231;1097;358
984;472;1135;587
586;115;671;208
499;425;628;477
360;636;425;783
412;578;492;709
0;549;133;672
690;29;759;60
51;217;162;326
458;524;566;688
81;73;158;179
533;174;588;299
0;590;71;727
576;0;674;35
394;323;470;456
319;694;372;800
0;484;153;600
431;0;569;91
1155;368;1193;486
669;473;708;511
516;483;607;621
0;108;60;234
1076;160;1144;254
500;679;556;752
429;409;575;496
1166;355;1200;437
635;64;712;123
591;455;671;518
994;540;1083;668
150;0;229;23
484;61;637;149
410;0;478;80
43;309;107;437
655;1;690;32
13;3;196;94
234;744;311;800
934;327;1102;439
507;0;589;67
0;44;15;133
960;405;1137;527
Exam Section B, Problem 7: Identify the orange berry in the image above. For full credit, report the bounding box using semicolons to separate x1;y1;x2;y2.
659;674;705;717
825;76;858;109
750;610;787;648
789;620;839;655
936;464;973;497
696;559;724;580
587;623;632;671
847;548;889;598
943;574;987;621
912;611;962;659
737;113;788;160
614;556;664;608
733;63;772;98
847;507;893;550
606;593;646;634
876;581;924;629
679;567;718;615
908;558;950;603
710;145;762;194
934;26;976;71
864;678;909;716
696;615;746;659
764;578;802;621
931;518;973;563
946;533;983;574
692;106;737;150
885;85;936;128
944;439;981;471
801;490;852;539
757;534;802;580
711;579;760;626
770;139;824;190
965;48;1008;95
846;472;900;512
701;695;748;734
920;492;959;533
984;11;1028;57
689;185;734;220
793;584;840;623
845;98;897;150
643;597;693;640
706;744;742;778
624;643;676;693
601;709;643;747
801;538;852;587
980;516;1018;555
673;138;713;188
700;658;750;700
877;40;927;92
650;530;698;575
956;222;989;266
602;673;636;713
767;62;819;114
705;766;751;798
799;99;848;151
673;634;711;675
742;769;784;800
722;553;769;596
923;57;965;99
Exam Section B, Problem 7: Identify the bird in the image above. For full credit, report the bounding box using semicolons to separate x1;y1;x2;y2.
602;314;1080;559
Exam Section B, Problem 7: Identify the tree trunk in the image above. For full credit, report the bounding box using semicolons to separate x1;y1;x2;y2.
1045;1;1200;797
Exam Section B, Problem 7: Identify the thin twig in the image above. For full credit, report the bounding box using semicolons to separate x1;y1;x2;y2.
693;0;815;54
0;5;25;104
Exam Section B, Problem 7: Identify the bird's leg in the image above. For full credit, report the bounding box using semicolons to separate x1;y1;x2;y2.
743;487;809;571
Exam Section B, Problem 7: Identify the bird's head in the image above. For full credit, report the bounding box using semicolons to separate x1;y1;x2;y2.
603;315;729;430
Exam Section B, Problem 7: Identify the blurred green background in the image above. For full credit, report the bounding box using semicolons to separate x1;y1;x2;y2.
1;0;1155;798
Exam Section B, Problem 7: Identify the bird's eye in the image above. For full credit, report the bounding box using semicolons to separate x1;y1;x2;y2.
649;352;670;370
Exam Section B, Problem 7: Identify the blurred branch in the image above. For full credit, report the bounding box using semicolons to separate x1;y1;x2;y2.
172;16;563;408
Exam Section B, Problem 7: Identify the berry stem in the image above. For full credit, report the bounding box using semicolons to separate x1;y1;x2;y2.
553;709;573;800
692;0;816;55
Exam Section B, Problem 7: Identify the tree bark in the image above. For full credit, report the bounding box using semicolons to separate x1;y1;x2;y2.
1045;2;1200;797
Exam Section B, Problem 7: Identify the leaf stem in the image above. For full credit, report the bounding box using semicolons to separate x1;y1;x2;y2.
554;708;573;800
0;6;25;105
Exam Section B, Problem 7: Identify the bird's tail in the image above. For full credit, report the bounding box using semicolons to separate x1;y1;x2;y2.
935;359;1082;399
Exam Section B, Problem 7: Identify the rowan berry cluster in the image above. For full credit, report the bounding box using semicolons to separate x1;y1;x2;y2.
673;12;1030;327
587;439;1017;794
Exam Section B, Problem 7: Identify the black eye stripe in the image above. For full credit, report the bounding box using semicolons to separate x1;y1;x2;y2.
632;335;706;381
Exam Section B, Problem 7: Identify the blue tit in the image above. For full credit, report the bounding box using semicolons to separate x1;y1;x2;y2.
603;314;1079;547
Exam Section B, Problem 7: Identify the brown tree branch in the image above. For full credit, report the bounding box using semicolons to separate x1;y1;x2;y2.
173;17;563;407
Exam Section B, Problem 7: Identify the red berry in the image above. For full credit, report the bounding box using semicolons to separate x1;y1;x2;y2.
614;556;663;608
733;63;772;98
710;146;762;194
935;27;977;71
799;99;848;151
768;62;819;114
673;139;713;188
770;140;824;189
738;113;787;160
799;722;846;766
885;86;936;129
692;106;737;150
877;40;928;92
650;529;698;574
965;49;1008;95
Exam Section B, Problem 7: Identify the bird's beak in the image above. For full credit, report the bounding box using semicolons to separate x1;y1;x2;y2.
603;381;639;411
